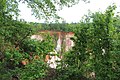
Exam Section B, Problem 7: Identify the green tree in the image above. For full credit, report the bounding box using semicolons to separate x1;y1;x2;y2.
0;0;93;80
57;5;120;80
0;0;88;20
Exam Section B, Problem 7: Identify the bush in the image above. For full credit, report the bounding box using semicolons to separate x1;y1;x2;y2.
0;33;55;80
55;5;120;80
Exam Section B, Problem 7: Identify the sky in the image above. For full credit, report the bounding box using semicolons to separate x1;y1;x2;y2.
18;0;120;23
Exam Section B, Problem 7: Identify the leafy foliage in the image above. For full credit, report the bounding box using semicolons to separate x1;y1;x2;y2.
0;0;55;79
0;0;88;20
0;33;55;80
0;0;120;80
55;5;120;80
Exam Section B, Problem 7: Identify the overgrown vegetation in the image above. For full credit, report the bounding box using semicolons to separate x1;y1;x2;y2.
0;0;120;80
55;5;120;80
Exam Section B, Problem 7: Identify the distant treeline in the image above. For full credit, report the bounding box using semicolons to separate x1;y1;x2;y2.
29;16;120;33
29;22;80;32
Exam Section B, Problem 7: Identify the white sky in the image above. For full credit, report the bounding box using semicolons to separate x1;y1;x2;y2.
18;0;120;23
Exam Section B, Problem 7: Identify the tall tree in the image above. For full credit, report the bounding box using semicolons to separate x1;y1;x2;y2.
57;5;120;80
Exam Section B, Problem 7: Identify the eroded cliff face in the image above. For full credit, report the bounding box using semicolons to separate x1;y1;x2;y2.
31;30;74;53
31;30;74;68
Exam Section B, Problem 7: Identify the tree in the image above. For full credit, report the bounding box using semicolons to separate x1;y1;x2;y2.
0;0;89;79
0;0;88;21
56;5;120;80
